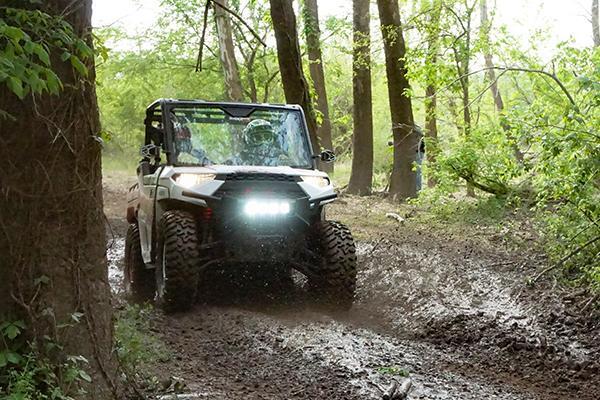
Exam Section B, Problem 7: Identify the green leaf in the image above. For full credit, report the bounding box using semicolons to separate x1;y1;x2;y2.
7;76;24;99
79;370;92;383
45;70;62;94
5;323;21;340
33;43;51;66
6;351;22;365
0;352;6;368
70;55;88;76
4;26;25;42
75;40;93;59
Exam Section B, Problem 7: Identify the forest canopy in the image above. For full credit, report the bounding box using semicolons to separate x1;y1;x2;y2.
89;0;600;286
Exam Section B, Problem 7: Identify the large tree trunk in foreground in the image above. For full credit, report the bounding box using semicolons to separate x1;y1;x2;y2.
269;0;319;152
347;0;373;195
593;0;600;47
214;0;244;101
377;0;418;200
0;1;118;398
424;0;441;188
480;0;524;163
303;0;333;172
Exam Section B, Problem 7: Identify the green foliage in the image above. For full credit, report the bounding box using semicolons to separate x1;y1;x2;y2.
376;365;410;377
0;6;92;103
414;188;511;227
93;0;599;287
0;319;92;399
114;304;169;377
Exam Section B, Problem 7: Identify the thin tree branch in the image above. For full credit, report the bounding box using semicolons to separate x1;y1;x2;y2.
212;0;267;47
195;0;212;72
433;66;577;107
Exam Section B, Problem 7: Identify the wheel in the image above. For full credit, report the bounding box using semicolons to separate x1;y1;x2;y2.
307;221;357;310
156;210;201;313
124;223;155;302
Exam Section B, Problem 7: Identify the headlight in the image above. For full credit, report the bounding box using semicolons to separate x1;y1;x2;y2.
301;176;330;188
173;173;216;188
244;200;291;217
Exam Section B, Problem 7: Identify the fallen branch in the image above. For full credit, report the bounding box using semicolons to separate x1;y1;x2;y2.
532;235;600;283
394;379;413;399
580;294;599;313
382;381;398;400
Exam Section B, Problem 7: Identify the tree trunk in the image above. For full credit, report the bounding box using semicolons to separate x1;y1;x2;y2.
593;0;600;47
452;3;475;196
0;1;118;398
269;0;319;152
376;0;418;200
303;0;334;172
214;0;244;101
480;0;524;162
424;0;441;188
347;0;373;195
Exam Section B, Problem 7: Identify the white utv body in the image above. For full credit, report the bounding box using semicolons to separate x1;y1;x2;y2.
125;99;357;312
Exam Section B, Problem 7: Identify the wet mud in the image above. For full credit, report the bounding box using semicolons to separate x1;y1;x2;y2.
103;174;599;399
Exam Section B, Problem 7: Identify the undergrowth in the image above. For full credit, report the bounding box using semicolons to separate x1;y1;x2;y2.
114;304;169;391
0;319;92;400
0;304;168;399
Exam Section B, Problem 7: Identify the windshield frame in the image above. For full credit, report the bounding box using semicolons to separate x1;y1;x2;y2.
159;101;316;169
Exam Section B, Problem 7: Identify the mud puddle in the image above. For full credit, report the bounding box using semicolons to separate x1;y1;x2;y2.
154;306;535;400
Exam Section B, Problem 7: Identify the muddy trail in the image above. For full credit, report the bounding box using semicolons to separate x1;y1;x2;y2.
104;173;599;400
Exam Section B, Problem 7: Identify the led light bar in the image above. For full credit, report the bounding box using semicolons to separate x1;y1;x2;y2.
243;200;291;217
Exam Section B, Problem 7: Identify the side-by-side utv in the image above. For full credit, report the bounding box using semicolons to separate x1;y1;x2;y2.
124;99;357;312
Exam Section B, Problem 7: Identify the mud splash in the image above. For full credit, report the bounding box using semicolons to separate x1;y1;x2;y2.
106;237;124;294
355;239;531;332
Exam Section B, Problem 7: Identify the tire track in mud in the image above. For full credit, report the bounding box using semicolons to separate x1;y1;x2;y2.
106;235;597;399
152;305;539;400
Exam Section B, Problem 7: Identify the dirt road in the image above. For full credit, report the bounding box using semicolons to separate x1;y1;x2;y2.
104;172;599;400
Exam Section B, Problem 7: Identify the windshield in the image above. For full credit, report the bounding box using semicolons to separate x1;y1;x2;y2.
168;106;313;168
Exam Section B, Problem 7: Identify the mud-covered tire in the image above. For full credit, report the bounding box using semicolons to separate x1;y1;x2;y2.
156;210;201;313
124;224;155;302
308;221;357;310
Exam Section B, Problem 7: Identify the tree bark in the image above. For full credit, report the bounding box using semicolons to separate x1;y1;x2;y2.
0;1;118;398
592;0;600;47
269;0;319;152
424;0;441;188
214;0;244;101
303;0;334;172
347;0;373;195
376;0;418;200
480;0;524;162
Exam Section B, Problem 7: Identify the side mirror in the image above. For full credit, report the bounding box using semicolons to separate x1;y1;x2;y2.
319;149;336;163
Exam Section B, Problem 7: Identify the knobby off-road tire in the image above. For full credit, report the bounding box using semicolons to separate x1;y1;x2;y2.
308;221;357;310
156;210;201;313
124;223;155;302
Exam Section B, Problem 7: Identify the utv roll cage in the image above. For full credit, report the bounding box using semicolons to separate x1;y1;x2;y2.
142;98;315;167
